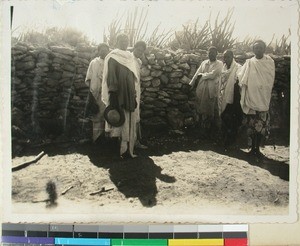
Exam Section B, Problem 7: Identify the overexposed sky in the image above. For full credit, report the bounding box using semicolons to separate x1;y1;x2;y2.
10;0;295;44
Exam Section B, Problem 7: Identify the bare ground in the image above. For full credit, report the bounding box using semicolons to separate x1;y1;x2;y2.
11;128;289;218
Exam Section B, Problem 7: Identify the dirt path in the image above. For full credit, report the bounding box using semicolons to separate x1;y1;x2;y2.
11;130;289;218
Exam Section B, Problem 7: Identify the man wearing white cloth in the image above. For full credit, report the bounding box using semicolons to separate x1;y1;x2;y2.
85;43;109;142
238;40;275;156
219;50;242;149
189;46;223;137
102;34;139;158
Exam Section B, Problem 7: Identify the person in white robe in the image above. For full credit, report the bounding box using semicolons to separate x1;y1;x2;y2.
219;50;242;149
85;43;109;142
189;46;223;137
102;34;139;158
238;40;275;156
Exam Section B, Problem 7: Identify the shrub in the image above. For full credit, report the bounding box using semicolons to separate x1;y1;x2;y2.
16;27;91;47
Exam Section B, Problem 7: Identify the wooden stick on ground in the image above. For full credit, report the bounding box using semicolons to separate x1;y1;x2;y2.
89;187;114;196
12;151;45;172
61;185;74;195
32;199;50;203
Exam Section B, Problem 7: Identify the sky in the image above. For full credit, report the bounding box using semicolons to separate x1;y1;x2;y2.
9;0;295;44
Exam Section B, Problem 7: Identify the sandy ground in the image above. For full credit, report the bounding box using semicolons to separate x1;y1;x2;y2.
11;129;289;220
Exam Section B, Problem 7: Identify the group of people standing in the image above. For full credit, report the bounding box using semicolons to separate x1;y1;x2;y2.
189;40;275;156
86;34;275;159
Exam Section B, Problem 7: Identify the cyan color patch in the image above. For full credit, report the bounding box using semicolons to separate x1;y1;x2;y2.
54;237;110;245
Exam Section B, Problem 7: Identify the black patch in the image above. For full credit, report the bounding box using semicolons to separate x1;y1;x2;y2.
27;231;48;237
174;232;198;239
124;232;148;239
48;231;73;238
98;232;123;239
74;232;98;238
1;230;25;237
148;233;174;239
223;232;247;238
198;232;223;239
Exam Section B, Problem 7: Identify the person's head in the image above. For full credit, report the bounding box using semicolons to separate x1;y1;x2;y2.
98;43;109;59
208;46;218;62
133;41;147;59
253;40;266;59
223;50;234;68
116;33;129;51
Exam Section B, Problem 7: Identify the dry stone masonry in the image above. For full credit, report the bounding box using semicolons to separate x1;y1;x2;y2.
11;42;290;151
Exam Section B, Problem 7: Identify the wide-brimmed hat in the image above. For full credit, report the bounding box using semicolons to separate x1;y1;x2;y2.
104;105;125;127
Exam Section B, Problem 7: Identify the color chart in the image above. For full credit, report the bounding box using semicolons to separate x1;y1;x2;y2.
1;224;248;245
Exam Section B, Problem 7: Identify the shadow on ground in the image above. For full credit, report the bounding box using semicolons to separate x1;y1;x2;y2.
13;127;289;207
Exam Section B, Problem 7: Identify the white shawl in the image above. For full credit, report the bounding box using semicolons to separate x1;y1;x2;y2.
219;60;241;113
238;55;275;114
102;49;139;106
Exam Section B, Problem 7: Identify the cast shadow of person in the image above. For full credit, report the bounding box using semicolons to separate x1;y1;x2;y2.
86;139;176;207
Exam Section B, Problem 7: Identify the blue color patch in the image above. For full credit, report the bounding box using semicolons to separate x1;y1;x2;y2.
55;237;111;245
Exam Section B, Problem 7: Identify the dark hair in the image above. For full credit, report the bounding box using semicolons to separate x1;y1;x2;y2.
208;46;218;52
116;33;129;43
224;49;234;56
98;43;109;51
134;40;147;50
253;40;266;49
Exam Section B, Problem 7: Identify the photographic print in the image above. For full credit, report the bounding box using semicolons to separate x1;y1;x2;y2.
1;0;298;223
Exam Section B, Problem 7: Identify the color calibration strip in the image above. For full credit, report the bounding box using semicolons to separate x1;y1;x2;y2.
1;224;248;245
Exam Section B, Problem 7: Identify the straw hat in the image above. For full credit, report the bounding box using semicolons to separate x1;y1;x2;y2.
104;105;125;127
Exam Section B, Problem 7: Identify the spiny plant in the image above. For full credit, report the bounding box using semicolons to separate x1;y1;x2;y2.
173;19;211;51
209;8;237;53
233;36;260;53
274;29;291;55
104;7;149;48
147;24;174;48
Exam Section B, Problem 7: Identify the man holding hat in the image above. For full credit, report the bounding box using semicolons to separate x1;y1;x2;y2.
102;33;139;158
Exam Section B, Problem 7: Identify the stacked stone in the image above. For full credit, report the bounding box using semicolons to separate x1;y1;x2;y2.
269;54;291;130
10;42;291;148
139;47;207;129
11;42;97;149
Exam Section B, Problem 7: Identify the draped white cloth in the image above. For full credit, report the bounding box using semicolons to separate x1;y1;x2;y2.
102;49;139;105
101;49;139;156
85;57;106;141
238;55;275;114
219;60;241;114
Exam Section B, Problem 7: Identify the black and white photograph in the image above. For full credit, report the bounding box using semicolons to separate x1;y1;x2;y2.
1;0;298;223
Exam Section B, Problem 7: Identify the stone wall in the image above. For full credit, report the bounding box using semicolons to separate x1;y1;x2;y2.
11;42;290;148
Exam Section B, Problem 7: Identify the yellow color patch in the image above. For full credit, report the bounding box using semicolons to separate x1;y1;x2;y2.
168;239;224;246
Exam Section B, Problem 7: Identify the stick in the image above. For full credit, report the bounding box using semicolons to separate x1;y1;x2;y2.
89;187;114;196
61;185;74;195
12;151;45;172
32;199;50;203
